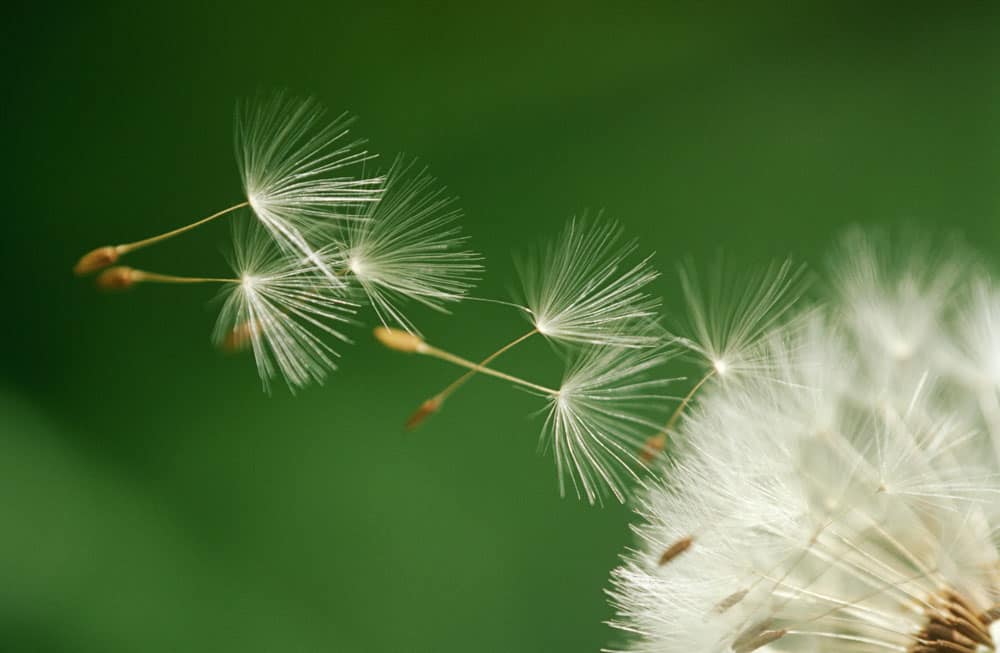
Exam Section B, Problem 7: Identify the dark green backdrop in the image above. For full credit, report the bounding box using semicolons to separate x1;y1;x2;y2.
5;3;1000;652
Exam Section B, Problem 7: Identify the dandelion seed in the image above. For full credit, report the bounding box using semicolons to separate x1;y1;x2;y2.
330;156;482;332
236;91;383;279
634;258;808;462
74;91;381;280
515;216;662;347
214;218;355;392
543;343;676;504
672;257;807;381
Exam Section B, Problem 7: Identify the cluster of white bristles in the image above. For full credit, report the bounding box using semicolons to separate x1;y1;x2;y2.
74;91;482;392
608;232;1000;652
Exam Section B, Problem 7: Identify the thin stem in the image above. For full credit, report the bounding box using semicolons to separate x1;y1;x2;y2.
656;369;716;437
133;270;240;284
433;329;538;403
116;201;249;255
420;343;558;396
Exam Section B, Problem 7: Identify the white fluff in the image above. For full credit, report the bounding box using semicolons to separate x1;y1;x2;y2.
543;343;676;505
332;156;482;333
234;91;383;281
213;218;355;393
608;237;1000;653
515;217;662;348
671;258;807;382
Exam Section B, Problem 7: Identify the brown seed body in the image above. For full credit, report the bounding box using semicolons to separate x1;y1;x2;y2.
74;246;119;275
222;321;260;352
732;629;786;653
909;589;995;653
658;535;693;566
406;397;441;430
640;434;666;463
96;266;137;291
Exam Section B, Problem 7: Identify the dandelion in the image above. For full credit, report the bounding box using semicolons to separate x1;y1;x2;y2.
640;258;807;461
214;219;355;392
375;326;674;502
544;342;676;504
607;239;1000;653
403;216;661;430
672;257;807;380
331;156;483;333
74;91;381;280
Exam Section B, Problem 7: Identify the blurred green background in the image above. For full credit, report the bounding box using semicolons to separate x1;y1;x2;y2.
5;2;1000;651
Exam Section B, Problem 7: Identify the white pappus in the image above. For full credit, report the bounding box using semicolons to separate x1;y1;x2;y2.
213;217;355;393
608;237;1000;653
331;156;483;333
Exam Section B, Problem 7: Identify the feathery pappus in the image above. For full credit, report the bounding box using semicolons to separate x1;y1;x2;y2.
516;216;662;348
608;233;1000;653
213;218;355;393
330;156;483;334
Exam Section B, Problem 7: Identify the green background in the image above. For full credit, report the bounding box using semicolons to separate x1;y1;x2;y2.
5;3;1000;651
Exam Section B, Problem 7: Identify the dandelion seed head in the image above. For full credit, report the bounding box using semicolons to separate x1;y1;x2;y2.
234;91;384;280
609;234;1000;653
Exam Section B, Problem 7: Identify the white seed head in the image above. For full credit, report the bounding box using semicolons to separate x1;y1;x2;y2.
213;217;355;393
516;216;662;347
542;342;676;505
234;91;384;280
331;156;482;333
608;235;1000;653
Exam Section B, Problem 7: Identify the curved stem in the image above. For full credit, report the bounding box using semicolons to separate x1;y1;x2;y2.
434;329;538;403
641;369;716;461
419;344;557;396
659;369;716;437
116;200;249;255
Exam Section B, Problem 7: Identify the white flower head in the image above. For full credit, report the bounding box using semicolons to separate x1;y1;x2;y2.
542;341;676;505
671;257;807;381
608;241;1000;653
515;216;662;348
213;217;355;393
234;91;384;280
331;156;483;333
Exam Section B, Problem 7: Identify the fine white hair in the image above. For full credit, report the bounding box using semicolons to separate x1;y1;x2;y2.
609;233;1000;653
